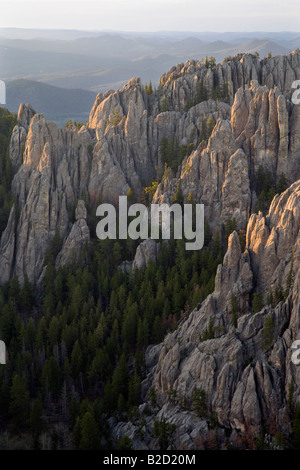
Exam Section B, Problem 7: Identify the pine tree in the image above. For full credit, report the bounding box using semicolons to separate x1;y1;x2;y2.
0;377;10;420
88;348;110;383
121;303;138;349
192;388;207;417
79;411;100;450
152;315;163;343
68;397;79;428
41;356;62;395
127;188;135;204
161;96;169;112
277;173;288;194
196;79;207;103
173;182;184;205
145;80;153;95
118;435;133;450
252;293;263;313
292;404;300;449
200;114;208;141
102;380;114;412
30;398;45;449
154;418;176;450
20;275;35;312
207;117;216;138
9;374;30;431
209;56;216;69
71;340;83;377
149;387;157;406
73;416;82;449
0;298;16;344
9;275;20;304
111;108;122;126
111;354;129;403
262;314;275;350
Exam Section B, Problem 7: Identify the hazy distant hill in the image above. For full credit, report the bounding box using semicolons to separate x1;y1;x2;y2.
1;28;300;42
240;39;290;57
0;27;101;40
0;44;105;78
0;29;299;94
6;79;97;127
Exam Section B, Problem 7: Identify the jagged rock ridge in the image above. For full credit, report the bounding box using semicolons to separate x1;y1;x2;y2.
1;51;300;285
114;181;300;449
1;51;300;449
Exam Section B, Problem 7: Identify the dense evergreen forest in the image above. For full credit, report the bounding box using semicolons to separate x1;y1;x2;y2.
0;104;289;449
0;228;223;449
0;107;226;449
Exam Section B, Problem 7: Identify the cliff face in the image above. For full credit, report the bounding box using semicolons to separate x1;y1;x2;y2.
158;52;300;104
1;51;300;285
0;111;93;284
1;50;300;449
153;77;300;233
112;181;300;450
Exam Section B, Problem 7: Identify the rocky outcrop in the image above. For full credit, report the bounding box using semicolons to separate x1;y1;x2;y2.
89;78;231;197
111;180;300;450
0;63;231;283
153;117;250;231
0;204;16;284
1;49;300;450
9;125;27;173
132;239;160;270
17;103;36;131
153;74;300;233
55;200;90;269
246;180;300;296
2;51;300;286
158;51;300;108
231;80;294;184
1;115;95;284
9;104;36;173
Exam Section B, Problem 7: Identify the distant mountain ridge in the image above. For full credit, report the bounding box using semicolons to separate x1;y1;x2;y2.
6;79;97;126
0;30;299;93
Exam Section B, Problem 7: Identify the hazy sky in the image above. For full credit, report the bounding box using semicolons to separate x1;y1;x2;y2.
0;0;299;32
